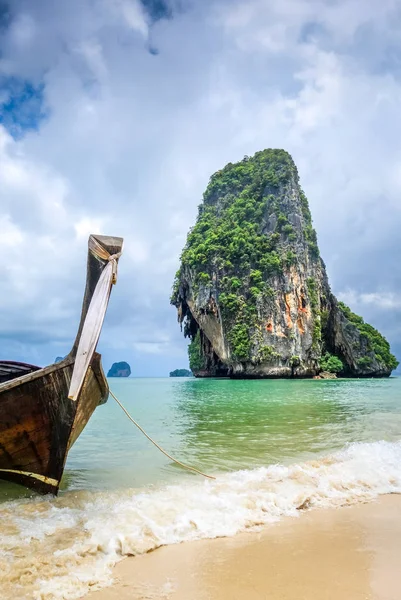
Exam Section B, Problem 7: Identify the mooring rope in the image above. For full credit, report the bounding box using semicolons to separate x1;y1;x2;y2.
109;389;216;480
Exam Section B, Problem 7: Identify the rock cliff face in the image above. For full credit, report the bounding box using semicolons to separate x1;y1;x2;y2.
107;362;131;377
171;150;398;378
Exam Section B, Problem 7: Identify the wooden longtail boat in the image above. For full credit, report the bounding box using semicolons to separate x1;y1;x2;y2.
0;234;123;495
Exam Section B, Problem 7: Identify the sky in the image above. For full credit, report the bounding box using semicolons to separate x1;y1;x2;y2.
0;0;400;376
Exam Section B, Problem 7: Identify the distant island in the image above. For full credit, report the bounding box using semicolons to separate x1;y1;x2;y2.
107;362;131;377
169;369;193;377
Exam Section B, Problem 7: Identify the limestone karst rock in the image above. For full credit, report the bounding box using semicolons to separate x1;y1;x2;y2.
169;369;192;377
107;361;131;377
171;150;398;378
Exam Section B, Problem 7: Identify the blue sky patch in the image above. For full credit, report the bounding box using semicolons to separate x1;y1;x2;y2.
0;77;48;138
141;0;173;22
0;1;11;31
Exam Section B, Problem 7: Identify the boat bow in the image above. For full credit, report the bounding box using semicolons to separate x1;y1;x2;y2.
0;234;123;494
68;236;123;401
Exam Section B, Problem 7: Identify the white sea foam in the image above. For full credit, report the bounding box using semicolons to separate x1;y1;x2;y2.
1;440;401;599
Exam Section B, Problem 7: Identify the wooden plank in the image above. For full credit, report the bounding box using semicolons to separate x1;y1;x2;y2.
68;261;114;401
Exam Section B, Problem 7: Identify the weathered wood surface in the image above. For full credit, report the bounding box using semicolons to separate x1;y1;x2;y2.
0;361;41;384
71;235;123;356
0;353;107;494
0;234;123;495
68;236;123;401
67;355;108;450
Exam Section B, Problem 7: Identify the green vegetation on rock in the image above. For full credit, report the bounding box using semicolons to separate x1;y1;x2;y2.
169;369;192;377
358;356;373;369
171;148;398;379
320;353;344;374
173;150;318;362
188;331;206;372
289;355;301;367
338;302;398;371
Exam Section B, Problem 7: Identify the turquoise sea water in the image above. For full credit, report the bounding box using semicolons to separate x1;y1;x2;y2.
65;376;401;491
1;377;401;599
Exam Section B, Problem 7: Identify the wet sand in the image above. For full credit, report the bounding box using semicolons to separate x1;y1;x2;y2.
90;494;401;600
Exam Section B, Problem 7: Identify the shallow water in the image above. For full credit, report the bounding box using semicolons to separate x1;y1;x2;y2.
1;377;400;599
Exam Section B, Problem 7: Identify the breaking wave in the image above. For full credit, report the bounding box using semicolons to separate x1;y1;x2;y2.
1;439;401;599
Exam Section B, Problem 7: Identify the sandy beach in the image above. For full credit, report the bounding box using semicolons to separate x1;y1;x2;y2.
91;494;401;600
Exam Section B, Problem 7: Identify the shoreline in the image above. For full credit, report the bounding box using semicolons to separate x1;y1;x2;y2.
90;494;401;600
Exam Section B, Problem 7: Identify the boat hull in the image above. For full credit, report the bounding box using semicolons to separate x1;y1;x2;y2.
0;353;108;495
0;361;41;384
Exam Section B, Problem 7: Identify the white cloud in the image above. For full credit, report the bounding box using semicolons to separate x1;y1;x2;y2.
339;290;401;311
133;341;168;354
116;0;148;36
0;215;24;247
74;217;108;239
76;39;109;84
